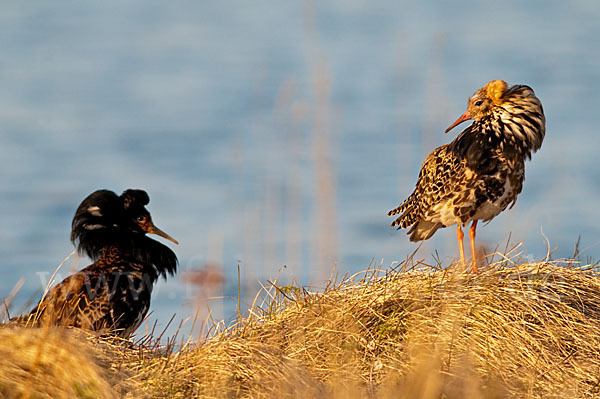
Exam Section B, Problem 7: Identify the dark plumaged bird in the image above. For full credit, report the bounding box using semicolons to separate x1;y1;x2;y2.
16;189;178;337
388;80;545;272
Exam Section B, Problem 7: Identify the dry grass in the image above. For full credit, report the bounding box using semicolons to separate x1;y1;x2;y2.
4;256;600;398
0;327;118;399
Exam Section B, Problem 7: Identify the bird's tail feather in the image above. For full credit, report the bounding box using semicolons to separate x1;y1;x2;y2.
388;194;418;228
387;204;405;218
407;220;443;242
389;194;444;241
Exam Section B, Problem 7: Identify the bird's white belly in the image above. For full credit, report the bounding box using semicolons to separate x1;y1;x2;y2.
471;201;504;221
432;200;467;226
430;175;517;226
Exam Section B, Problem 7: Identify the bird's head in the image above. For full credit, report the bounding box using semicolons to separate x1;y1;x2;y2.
445;80;508;133
447;80;545;162
71;189;178;262
120;189;179;245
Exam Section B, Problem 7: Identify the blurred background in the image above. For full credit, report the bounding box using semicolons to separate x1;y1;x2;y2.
0;0;598;339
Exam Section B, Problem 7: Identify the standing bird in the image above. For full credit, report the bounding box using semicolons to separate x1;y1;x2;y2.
388;80;545;272
17;189;179;337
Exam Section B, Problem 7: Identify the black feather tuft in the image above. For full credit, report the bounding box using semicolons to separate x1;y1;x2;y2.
71;189;124;259
121;189;150;209
129;235;178;280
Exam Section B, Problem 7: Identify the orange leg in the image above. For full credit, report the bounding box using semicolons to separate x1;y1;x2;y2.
469;220;479;273
457;224;466;271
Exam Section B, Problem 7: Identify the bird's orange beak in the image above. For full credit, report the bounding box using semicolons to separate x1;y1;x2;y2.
147;223;179;245
445;110;472;133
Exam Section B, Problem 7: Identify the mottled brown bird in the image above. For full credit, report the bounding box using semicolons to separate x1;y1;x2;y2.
14;189;179;337
388;80;545;272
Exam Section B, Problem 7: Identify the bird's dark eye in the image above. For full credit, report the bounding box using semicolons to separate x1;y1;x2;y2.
136;215;146;223
474;100;484;106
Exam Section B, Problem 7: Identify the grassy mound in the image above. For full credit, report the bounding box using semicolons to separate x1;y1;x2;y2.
4;258;600;398
0;327;118;399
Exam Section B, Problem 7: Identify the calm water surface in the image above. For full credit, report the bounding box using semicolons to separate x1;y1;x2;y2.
1;0;599;338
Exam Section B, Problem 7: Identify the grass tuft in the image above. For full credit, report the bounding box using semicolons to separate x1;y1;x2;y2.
0;327;118;399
